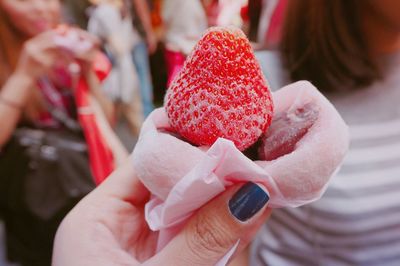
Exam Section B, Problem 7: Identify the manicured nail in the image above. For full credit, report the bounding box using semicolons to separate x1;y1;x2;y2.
228;182;269;222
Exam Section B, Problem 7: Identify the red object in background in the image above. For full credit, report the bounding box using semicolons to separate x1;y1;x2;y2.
240;4;249;22
265;0;288;48
151;0;163;28
75;52;114;185
165;49;186;87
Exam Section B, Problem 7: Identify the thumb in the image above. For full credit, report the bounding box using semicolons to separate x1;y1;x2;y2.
146;182;271;266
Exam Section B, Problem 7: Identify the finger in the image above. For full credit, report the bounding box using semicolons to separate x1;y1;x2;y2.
145;182;271;266
54;49;76;66
51;27;98;60
35;29;59;41
22;42;73;77
27;30;75;57
37;47;75;70
75;28;100;48
73;30;100;62
94;154;150;206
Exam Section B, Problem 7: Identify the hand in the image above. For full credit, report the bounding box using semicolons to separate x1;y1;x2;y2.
53;26;101;73
16;30;73;80
15;28;100;80
66;28;101;70
53;155;271;266
145;31;158;55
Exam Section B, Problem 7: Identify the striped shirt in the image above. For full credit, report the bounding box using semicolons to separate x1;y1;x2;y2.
251;51;400;265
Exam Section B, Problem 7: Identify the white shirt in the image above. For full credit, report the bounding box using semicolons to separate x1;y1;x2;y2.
88;4;139;103
162;0;208;55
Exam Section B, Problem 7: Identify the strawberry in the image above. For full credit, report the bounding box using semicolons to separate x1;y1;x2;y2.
164;27;274;151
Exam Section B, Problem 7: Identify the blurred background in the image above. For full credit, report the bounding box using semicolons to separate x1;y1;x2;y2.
0;1;287;265
3;0;399;265
60;0;285;149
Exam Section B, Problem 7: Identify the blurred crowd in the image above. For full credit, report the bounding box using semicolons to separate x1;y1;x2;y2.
62;0;286;146
63;0;285;140
2;0;400;265
0;0;287;265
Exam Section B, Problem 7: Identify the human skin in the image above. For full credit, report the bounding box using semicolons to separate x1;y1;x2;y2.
0;0;115;146
53;155;272;266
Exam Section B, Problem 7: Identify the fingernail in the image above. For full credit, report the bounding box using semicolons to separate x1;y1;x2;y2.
228;182;269;222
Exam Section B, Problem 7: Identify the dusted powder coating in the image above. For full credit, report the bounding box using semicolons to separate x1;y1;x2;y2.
164;27;274;151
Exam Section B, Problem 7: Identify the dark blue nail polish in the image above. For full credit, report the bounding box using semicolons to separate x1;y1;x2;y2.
229;182;269;222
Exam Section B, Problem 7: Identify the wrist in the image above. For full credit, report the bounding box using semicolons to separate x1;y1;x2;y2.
0;96;23;110
1;71;35;106
12;69;36;87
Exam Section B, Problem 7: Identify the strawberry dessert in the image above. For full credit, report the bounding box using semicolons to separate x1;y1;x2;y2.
132;26;349;254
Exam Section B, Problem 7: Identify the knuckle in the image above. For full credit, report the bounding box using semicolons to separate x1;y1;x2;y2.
22;43;39;63
186;211;233;260
23;42;34;55
31;53;42;66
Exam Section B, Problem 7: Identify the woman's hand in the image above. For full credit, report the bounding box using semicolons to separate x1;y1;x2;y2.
15;27;100;80
15;31;72;80
53;155;271;266
145;31;158;55
64;28;101;72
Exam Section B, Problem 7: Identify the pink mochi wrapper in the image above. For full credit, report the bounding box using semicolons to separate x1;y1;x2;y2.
132;81;349;261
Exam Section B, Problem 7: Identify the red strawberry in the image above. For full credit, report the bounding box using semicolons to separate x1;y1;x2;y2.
164;27;274;151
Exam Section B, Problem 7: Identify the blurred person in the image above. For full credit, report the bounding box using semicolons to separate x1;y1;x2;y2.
130;0;157;117
131;0;158;55
256;0;287;49
204;0;220;26
88;0;144;136
247;0;262;42
251;0;400;265
148;0;163;30
162;0;208;86
53;155;272;266
217;0;248;27
0;0;127;265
